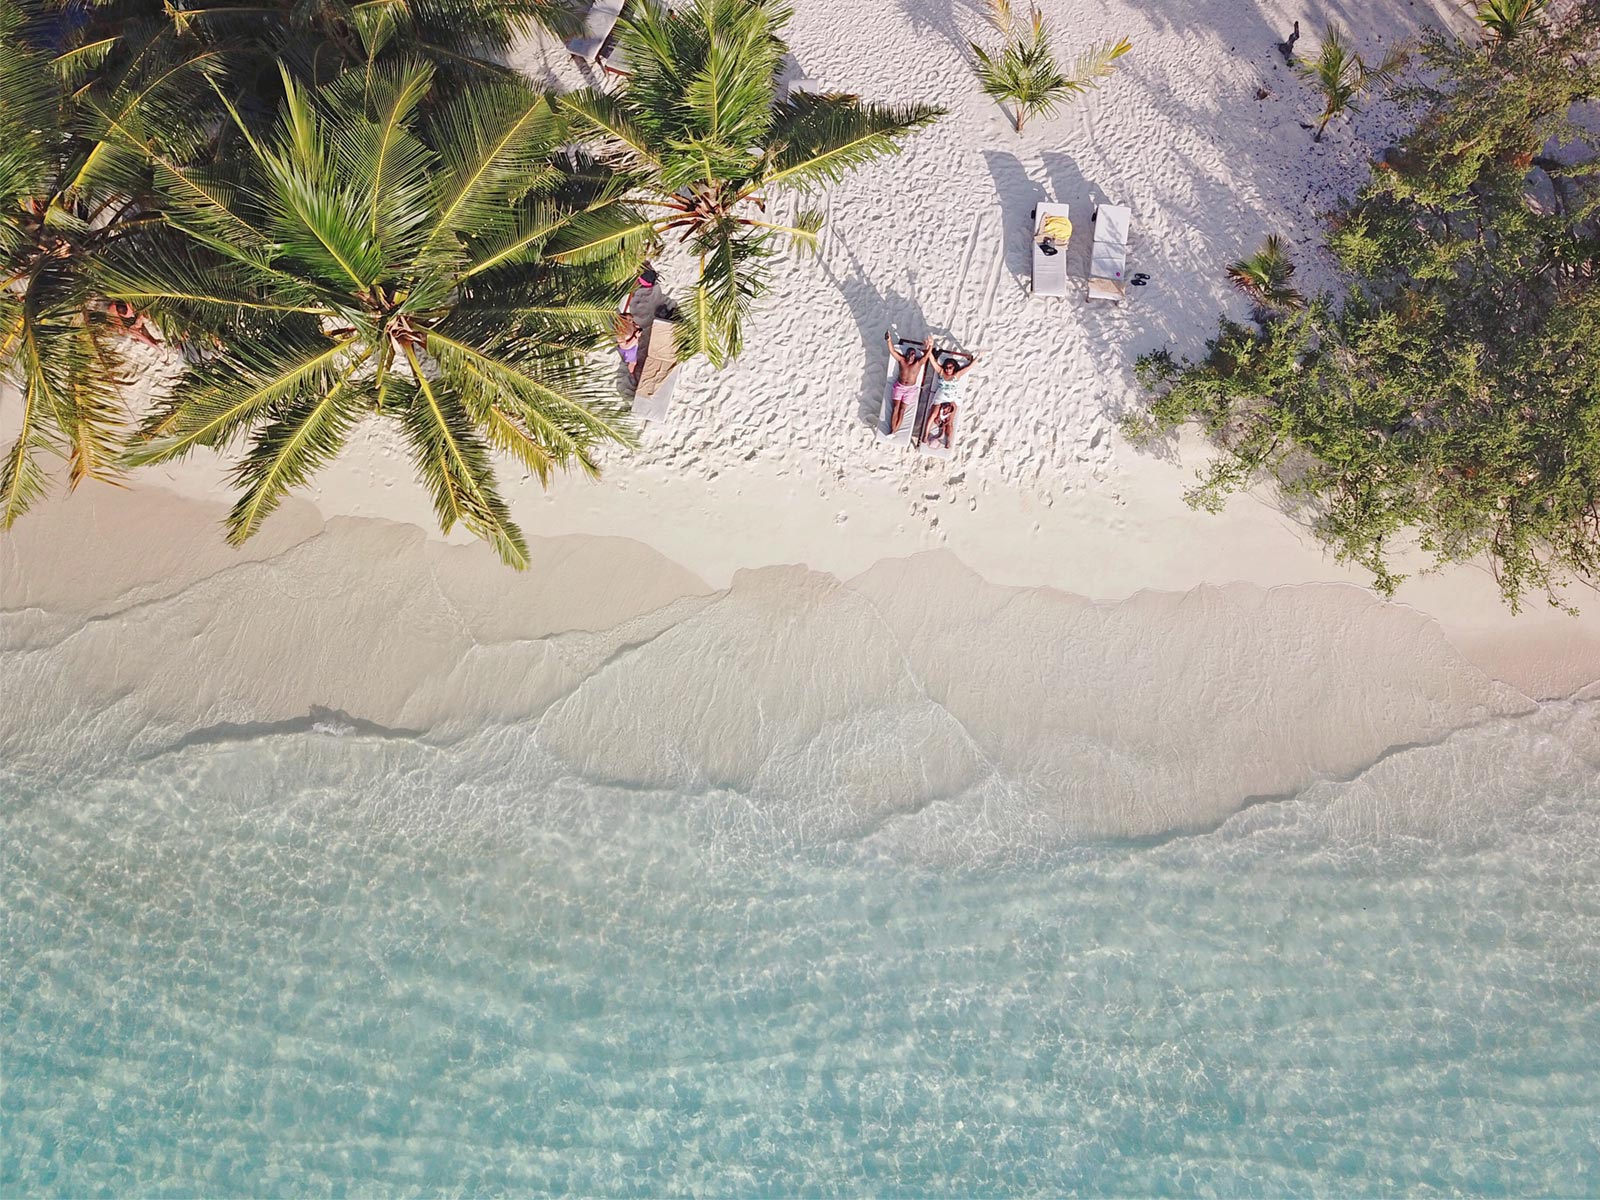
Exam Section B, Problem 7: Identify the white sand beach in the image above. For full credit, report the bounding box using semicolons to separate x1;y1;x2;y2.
5;0;1598;818
10;7;1600;1189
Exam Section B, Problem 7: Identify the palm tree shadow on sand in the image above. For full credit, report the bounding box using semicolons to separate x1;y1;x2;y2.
818;228;944;429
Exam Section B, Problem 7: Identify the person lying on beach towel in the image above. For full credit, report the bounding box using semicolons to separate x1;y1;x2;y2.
886;332;932;432
106;299;162;347
932;349;978;406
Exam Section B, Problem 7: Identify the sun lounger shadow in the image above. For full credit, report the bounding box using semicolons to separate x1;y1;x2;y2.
981;150;1049;293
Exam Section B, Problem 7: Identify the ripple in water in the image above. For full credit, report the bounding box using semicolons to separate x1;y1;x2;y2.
4;708;1599;1196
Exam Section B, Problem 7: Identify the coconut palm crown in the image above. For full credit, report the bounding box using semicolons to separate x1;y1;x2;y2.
1472;0;1548;48
562;0;944;366
1;0;222;526
970;0;1131;133
1302;23;1407;143
1226;234;1305;314
123;60;645;566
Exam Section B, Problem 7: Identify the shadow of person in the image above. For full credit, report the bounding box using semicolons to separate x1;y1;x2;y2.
817;229;935;428
1039;150;1101;212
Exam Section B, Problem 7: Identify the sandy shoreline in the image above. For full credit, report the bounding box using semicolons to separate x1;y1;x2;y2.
5;482;1594;847
5;0;1598;777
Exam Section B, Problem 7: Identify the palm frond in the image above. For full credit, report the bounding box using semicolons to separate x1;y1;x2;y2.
677;218;772;366
321;59;438;244
560;88;664;169
1226;234;1306;312
394;347;530;568
424;327;634;456
0;340;65;527
0;7;59;238
986;0;1017;34
1065;36;1134;92
759;94;945;193
419;76;565;259
131;331;363;461
224;355;372;543
460;190;653;278
785;206;826;257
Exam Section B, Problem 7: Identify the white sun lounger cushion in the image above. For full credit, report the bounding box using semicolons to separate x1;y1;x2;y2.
567;0;627;61
1088;204;1132;301
1032;202;1072;298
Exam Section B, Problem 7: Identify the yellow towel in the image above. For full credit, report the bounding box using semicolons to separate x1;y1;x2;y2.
1042;215;1073;241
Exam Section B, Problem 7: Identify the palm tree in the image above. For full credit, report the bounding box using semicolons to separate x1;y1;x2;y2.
1472;0;1548;47
162;0;586;87
970;0;1130;134
1302;24;1406;143
1226;234;1305;315
561;0;943;366
122;61;645;566
1;0;221;526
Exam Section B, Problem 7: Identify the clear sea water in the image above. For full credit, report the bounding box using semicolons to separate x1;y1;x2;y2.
4;710;1599;1197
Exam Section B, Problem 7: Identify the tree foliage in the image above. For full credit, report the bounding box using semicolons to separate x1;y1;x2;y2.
1299;22;1406;143
1127;13;1600;611
562;0;943;366
121;60;642;565
969;0;1129;134
0;0;222;525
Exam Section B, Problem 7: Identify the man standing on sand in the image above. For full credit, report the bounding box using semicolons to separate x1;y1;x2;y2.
886;332;931;433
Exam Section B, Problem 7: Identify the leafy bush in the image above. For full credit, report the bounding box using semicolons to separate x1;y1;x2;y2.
1128;12;1600;611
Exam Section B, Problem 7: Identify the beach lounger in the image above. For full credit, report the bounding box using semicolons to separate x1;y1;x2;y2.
596;36;629;79
631;314;679;423
877;337;927;447
1032;202;1072;297
567;0;628;67
1087;203;1132;303
626;279;680;423
915;349;965;459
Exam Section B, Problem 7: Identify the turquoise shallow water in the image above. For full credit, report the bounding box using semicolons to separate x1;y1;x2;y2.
4;713;1600;1197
